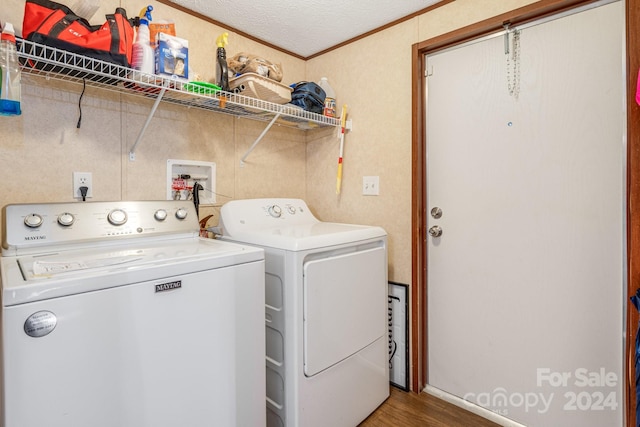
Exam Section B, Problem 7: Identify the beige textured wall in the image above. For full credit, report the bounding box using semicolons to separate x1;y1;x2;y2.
1;0;536;286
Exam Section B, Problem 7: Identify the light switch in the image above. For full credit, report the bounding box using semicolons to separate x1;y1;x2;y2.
363;176;379;196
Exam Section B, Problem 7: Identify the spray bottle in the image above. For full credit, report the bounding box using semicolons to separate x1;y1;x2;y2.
0;22;21;116
215;32;229;92
131;6;154;75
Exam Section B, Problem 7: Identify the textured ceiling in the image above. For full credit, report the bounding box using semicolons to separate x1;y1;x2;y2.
167;0;444;58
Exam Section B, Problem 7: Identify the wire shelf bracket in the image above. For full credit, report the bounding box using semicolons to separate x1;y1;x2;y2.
240;112;282;167
129;85;167;161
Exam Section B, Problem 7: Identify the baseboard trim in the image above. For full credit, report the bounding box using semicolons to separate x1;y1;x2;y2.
423;385;527;427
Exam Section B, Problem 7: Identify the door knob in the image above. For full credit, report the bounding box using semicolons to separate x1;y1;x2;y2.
429;225;443;238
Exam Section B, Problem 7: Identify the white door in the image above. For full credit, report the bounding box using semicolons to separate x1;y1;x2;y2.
426;2;624;426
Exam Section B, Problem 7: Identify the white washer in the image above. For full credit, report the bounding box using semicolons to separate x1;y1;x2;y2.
1;200;265;427
218;198;389;427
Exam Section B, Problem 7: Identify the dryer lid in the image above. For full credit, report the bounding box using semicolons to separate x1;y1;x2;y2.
221;221;385;251
218;198;386;251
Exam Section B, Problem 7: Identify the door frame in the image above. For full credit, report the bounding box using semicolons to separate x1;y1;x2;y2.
411;0;638;424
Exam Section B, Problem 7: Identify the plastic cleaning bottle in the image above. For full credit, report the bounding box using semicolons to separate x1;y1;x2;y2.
318;77;336;118
0;22;22;116
215;32;230;92
131;6;155;75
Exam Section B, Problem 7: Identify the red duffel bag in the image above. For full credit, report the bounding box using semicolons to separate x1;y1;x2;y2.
22;0;134;80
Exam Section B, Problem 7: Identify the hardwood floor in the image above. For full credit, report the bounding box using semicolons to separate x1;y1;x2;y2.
358;387;501;427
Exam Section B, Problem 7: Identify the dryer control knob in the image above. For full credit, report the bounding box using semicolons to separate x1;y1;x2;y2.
24;213;43;228
57;212;75;226
268;205;282;218
108;209;128;226
154;209;168;221
175;208;188;220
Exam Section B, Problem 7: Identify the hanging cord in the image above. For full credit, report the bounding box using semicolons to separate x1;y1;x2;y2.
192;181;203;216
77;78;86;128
173;178;232;206
195;185;232;204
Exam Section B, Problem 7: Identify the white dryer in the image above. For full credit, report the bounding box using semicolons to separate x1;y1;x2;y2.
218;198;389;427
1;200;265;427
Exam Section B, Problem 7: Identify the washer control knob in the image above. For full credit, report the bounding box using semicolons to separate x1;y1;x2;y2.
24;213;43;228
175;208;188;220
154;209;168;221
57;212;75;227
268;205;282;218
286;205;296;215
108;209;128;226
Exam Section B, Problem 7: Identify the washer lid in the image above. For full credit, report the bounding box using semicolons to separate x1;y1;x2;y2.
2;237;263;306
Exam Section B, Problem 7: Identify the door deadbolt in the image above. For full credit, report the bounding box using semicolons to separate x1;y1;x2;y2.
430;207;442;219
429;225;443;238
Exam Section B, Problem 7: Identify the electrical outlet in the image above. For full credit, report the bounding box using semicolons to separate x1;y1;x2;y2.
73;172;93;199
363;176;380;196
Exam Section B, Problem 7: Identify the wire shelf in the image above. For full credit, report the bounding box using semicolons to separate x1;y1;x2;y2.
16;38;340;130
